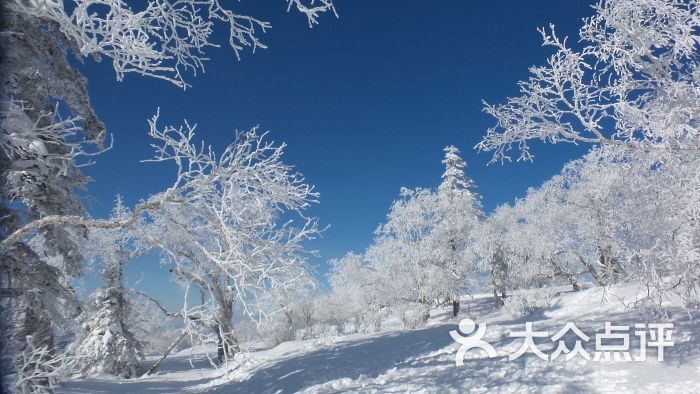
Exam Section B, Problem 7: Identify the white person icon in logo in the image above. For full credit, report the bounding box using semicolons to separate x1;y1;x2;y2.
450;318;497;365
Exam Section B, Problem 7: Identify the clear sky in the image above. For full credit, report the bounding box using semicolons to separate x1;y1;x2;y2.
78;0;595;308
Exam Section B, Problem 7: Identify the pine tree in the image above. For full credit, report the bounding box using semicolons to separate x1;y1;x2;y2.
1;8;103;391
70;198;143;378
435;146;482;316
71;259;142;378
438;146;476;196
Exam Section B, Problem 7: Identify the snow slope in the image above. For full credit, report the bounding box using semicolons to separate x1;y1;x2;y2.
58;283;700;393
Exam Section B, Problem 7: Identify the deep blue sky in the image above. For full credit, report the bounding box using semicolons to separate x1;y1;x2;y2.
78;0;594;308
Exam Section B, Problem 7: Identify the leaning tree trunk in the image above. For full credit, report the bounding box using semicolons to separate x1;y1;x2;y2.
549;252;581;291
144;330;187;376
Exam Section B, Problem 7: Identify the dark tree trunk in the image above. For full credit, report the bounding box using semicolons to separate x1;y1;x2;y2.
452;300;460;316
493;289;504;308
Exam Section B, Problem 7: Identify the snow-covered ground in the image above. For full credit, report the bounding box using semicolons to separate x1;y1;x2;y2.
58;283;700;393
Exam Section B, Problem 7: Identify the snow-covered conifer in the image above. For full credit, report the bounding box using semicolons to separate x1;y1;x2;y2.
433;146;483;314
0;7;103;390
70;197;145;378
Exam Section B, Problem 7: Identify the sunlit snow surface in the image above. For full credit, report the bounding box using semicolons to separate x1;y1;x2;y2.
59;283;700;393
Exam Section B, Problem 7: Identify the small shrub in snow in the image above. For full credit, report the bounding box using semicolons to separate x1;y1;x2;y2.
399;304;430;329
308;323;340;339
502;289;555;319
364;310;386;333
257;319;295;348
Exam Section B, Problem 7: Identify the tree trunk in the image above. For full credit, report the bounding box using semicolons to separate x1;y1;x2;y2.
215;302;238;364
549;253;581;292
144;330;187;376
452;300;460;316
571;278;581;291
493;289;504;308
207;277;239;365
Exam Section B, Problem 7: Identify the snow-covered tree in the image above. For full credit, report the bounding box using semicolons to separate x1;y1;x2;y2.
372;188;441;310
256;281;318;345
327;148;486;323
560;146;700;312
70;197;146;378
438;146;477;193
431;146;482;315
141;113;321;364
365;149;483;316
476;0;700;312
1;0;336;389
1;7;104;390
71;280;142;379
473;205;517;307
475;150;625;296
326;252;385;332
9;334;66;394
475;142;699;314
477;0;700;161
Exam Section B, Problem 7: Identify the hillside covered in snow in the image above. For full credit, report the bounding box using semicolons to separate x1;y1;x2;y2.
59;283;700;393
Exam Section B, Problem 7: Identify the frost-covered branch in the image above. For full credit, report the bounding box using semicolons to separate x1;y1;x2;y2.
8;0;337;88
477;0;700;162
0;201;162;256
12;335;66;393
287;0;338;27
